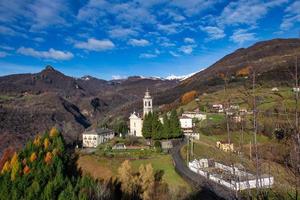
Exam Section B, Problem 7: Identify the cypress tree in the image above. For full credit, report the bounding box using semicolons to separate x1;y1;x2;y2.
162;114;170;139
151;112;163;140
170;109;182;138
142;112;153;139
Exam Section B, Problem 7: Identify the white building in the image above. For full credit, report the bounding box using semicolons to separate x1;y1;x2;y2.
180;116;193;129
82;128;115;148
129;112;143;137
182;111;206;121
129;89;153;137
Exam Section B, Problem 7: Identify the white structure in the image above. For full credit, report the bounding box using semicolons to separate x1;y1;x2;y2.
82;128;114;148
182;111;206;121
212;104;224;113
180;116;193;130
189;159;274;191
129;112;143;137
143;89;153;116
129;89;153;137
271;87;279;92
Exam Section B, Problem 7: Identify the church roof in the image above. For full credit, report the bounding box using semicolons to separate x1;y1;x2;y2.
129;111;142;119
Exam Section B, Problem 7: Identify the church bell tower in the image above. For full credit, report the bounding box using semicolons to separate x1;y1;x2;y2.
143;89;153;116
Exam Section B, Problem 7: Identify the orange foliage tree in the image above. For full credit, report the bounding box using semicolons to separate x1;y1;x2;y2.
30;152;37;162
236;66;250;76
10;152;20;181
44;152;53;165
49;127;59;138
23;165;30;175
33;135;41;146
44;138;50;150
181;90;198;105
1;161;10;174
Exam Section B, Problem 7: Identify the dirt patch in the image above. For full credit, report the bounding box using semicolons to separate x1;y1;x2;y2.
77;155;113;180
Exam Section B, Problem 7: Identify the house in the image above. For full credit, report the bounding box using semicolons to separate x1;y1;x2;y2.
82;128;115;148
293;87;300;92
129;89;153;137
212;104;224;113
216;141;234;152
179;116;193;132
182;111;207;121
271;87;279;92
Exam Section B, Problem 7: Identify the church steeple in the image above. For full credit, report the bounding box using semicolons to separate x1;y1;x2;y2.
143;88;152;116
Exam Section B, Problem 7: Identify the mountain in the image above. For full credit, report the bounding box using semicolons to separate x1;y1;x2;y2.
0;67;177;154
156;38;300;106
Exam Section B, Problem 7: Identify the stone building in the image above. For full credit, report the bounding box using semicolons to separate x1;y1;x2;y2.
82;128;114;148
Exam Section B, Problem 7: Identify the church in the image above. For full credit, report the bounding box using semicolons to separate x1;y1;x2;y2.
129;89;153;137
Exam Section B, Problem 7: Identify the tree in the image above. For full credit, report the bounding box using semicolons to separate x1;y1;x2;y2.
162;114;170;139
139;164;155;200
152;112;163;140
118;160;135;195
142;112;153;139
181;90;198;104
30;152;37;162
170;109;182;138
10;152;20;181
50;127;59;138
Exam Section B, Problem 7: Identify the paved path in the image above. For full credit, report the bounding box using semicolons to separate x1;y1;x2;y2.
170;140;236;200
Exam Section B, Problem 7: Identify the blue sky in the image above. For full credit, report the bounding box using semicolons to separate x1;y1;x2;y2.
0;0;299;80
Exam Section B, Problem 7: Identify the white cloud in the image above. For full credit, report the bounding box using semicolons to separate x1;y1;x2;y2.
108;27;138;38
0;25;18;36
112;75;127;80
200;26;225;40
0;45;14;51
139;53;157;58
17;47;73;60
128;39;150;47
218;0;288;26
170;0;219;16
74;38;115;51
230;29;256;44
0;51;9;58
179;44;197;54
157;23;180;34
280;1;300;30
169;51;180;57
33;37;45;42
184;37;195;43
29;0;70;30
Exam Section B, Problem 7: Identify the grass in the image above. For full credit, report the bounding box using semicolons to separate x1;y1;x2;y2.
181;134;297;198
77;149;191;192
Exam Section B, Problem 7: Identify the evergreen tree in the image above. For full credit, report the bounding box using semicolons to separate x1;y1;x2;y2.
170;109;182;138
152;112;163;140
162;114;170;139
142;112;153;139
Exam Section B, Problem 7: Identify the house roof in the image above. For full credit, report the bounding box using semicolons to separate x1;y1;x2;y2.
83;128;114;135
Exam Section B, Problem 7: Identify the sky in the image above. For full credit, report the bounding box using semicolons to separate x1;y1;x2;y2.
0;0;299;80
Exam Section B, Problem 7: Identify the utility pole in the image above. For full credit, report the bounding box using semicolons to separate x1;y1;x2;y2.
252;68;260;195
186;137;189;165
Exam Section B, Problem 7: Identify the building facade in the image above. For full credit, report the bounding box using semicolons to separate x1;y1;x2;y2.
82;128;114;148
129;89;153;137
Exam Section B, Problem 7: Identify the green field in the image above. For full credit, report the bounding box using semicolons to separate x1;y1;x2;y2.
77;148;191;193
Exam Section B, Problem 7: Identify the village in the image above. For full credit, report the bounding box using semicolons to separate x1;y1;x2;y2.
81;88;275;194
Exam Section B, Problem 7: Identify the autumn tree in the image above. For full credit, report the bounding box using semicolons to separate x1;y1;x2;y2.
50;127;59;138
181;90;198;105
118;160;135;195
10;152;20;181
139;164;155;200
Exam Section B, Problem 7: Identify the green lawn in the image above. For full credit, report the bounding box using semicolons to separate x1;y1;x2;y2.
78;149;191;192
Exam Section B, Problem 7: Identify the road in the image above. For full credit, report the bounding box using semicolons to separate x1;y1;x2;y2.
170;140;236;200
